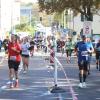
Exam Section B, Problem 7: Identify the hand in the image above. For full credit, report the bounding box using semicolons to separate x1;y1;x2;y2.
11;47;20;53
87;49;92;53
11;47;16;51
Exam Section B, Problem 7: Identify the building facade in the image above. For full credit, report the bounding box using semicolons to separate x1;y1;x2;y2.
0;0;20;40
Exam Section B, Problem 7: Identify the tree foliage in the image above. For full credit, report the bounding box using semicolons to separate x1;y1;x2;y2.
38;0;100;18
15;23;35;36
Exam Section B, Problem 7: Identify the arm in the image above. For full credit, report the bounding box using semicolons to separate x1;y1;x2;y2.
11;43;21;54
88;43;94;54
74;42;78;56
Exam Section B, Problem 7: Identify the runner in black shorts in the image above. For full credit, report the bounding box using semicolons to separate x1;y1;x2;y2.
8;60;20;71
21;37;30;73
75;35;93;88
8;34;21;88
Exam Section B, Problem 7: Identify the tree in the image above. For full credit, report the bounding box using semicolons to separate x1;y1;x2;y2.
38;0;100;21
15;23;35;36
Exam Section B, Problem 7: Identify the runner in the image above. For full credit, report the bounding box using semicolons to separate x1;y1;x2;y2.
21;37;30;73
3;36;9;55
65;38;73;63
7;34;21;88
29;39;35;57
95;39;100;70
87;37;94;74
74;35;93;88
60;39;65;56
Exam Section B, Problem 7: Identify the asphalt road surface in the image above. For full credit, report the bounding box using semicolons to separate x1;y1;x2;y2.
0;52;100;100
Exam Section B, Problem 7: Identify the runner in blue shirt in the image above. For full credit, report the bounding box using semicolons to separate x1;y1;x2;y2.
75;35;93;88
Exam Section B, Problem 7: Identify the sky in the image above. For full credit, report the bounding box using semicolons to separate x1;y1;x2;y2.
20;0;38;3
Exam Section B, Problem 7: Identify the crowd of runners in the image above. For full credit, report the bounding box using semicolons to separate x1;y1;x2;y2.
0;33;100;89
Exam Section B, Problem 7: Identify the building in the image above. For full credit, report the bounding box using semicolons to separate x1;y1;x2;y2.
20;6;33;25
0;0;20;39
74;14;100;35
58;10;100;42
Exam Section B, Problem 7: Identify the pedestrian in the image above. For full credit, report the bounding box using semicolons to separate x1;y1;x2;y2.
65;38;73;63
74;35;93;88
21;37;30;73
7;34;21;88
95;39;100;70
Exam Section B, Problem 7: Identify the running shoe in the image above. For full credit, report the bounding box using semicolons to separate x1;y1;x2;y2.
10;82;14;88
78;83;83;88
23;70;27;74
82;82;87;88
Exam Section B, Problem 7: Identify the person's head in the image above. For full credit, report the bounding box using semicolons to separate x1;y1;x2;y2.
23;37;28;43
87;37;91;42
11;34;18;43
81;35;87;42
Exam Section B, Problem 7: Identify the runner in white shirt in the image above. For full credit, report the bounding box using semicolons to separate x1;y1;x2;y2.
21;37;30;73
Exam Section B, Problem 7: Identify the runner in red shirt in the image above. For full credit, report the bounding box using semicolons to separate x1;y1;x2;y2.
8;34;21;88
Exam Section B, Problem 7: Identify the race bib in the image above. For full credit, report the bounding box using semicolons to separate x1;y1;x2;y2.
9;56;16;61
81;51;88;56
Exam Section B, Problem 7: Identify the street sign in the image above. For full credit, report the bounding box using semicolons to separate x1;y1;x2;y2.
83;21;92;37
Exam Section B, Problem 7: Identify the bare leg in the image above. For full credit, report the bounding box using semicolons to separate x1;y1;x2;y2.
9;68;14;88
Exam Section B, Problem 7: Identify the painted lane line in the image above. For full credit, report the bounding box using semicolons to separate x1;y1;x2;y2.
55;57;78;100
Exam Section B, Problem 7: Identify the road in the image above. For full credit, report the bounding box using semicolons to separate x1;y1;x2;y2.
0;51;100;100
